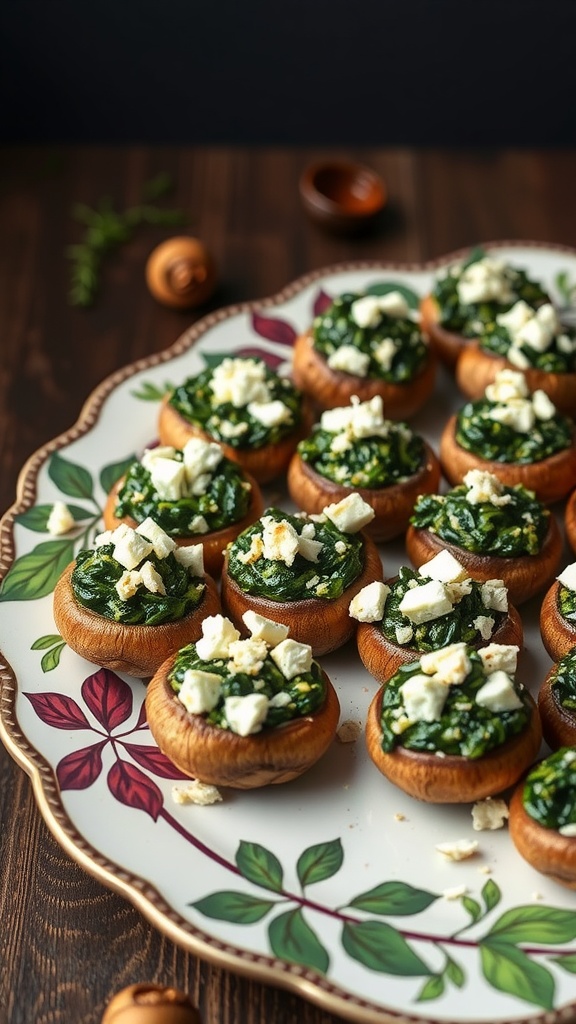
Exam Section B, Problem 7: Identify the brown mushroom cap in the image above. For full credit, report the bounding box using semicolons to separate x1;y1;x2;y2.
365;685;542;803
291;332;436;420
145;235;217;310
145;655;340;789
419;294;469;369
566;488;576;556
538;661;576;751
220;533;384;656
455;342;576;418
509;781;576;890
53;563;221;678
101;982;201;1024
103;472;264;579
405;516;563;607
157;395;314;485
287;443;441;543
540;581;576;663
439;414;576;505
357;599;524;685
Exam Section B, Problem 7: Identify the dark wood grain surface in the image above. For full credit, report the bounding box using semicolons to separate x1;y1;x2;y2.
2;146;576;1024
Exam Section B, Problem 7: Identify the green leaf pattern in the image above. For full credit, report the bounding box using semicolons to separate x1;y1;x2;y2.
192;837;576;1013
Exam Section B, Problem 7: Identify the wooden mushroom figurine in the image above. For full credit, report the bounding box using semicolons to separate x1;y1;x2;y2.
101;982;202;1024
145;236;217;309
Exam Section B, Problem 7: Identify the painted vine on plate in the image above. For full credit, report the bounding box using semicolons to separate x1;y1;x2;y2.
23;665;576;1014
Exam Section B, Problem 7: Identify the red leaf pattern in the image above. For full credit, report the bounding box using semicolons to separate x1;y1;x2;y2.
107;760;164;821
57;741;106;790
24;691;90;730
251;312;297;347
123;742;190;779
82;668;134;732
235;346;285;370
313;289;333;317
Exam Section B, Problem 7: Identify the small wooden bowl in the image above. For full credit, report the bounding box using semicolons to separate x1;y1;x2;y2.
103;472;264;578
509;775;576;889
439;414;576;505
455;341;576;418
405;517;563;607
145;654;340;789
53;563;221;678
537;659;576;750
299;160;386;234
366;684;542;803
566;489;576;556
158;394;314;485
419;294;470;369
540;581;576;662
220;533;384;656
286;443;441;543
292;331;436;420
357;598;524;685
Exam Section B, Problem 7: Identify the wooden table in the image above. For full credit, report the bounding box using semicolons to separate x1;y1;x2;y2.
1;146;576;1024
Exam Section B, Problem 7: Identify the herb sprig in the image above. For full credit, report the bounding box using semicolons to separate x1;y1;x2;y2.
67;172;186;307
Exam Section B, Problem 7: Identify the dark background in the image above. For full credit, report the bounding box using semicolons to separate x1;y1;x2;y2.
2;0;575;146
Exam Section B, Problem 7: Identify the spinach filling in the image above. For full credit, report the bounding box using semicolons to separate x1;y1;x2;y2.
379;566;503;651
558;585;576;624
168;642;326;730
168;361;303;449
114;455;251;535
522;748;576;830
71;544;204;625
380;649;531;758
549;648;576;714
432;255;549;336
410;484;549;557
297;423;425;488
226;507;364;601
479;321;576;373
455;398;572;464
312;292;427;382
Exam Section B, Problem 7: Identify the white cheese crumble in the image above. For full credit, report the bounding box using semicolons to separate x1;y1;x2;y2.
436;839;479;861
224;692;269;735
478;643;518;675
398;579;453;624
210;357;270;407
350;291;410;327
195;615;241;661
399;674;449;723
270;638;313;679
323;493;375;533
418;550;469;584
475;670;523;712
472;797;509;831
557;562;576;592
46;501;75;536
172;781;223;806
463;469;512;507
456;257;515;306
242;610;290;646
327;345;370;377
178;669;222;714
348;581;390;622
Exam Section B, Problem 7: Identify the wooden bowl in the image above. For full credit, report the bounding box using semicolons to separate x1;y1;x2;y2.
509;773;576;889
157;394;314;485
145;654;340;789
53;563;221;678
540;581;576;662
405;517;563;607
292;331;436;420
538;659;576;750
286;443;441;543
455;341;576;418
366;684;541;803
221;533;384;656
299;160;386;234
357;598;524;685
439;414;576;505
103;472;264;578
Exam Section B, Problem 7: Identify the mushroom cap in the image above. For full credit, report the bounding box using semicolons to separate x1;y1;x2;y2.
455;341;576;418
509;781;576;890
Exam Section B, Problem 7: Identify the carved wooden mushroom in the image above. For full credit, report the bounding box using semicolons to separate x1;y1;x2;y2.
145;236;217;309
101;982;201;1024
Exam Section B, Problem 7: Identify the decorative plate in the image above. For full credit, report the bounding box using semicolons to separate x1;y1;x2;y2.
2;243;576;1024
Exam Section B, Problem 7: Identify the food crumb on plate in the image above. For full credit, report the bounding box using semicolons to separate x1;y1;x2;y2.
443;884;468;900
472;796;509;831
172;781;223;806
337;719;362;743
436;839;479;861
